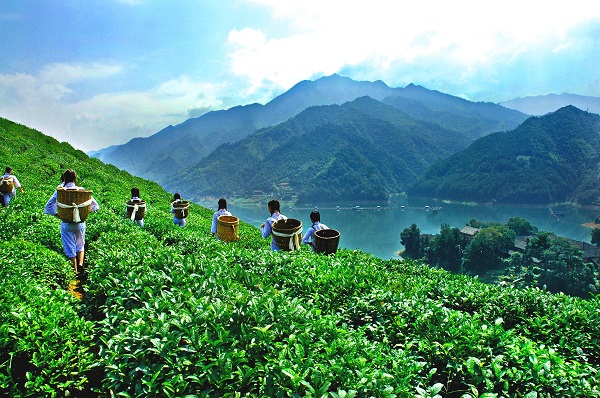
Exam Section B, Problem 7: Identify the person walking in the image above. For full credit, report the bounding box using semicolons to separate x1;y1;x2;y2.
44;169;99;274
1;167;23;207
127;187;145;227
261;199;286;251
211;198;232;240
302;211;328;251
170;193;187;226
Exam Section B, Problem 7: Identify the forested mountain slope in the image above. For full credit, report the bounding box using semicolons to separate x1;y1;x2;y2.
92;74;399;182
1;116;599;397
409;106;600;205
92;75;527;188
171;96;472;202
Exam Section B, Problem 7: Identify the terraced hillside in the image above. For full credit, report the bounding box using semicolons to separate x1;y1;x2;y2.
1;117;599;397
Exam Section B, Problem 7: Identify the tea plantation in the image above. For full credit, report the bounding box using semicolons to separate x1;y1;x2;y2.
1;116;599;397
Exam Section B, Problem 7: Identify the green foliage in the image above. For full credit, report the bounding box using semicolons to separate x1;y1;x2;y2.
172;97;471;202
400;223;421;258
507;216;538;236
2;116;600;397
426;224;462;272
592;228;600;247
536;237;596;297
462;226;516;273
409;106;600;205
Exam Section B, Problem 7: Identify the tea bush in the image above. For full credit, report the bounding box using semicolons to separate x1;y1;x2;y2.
1;117;600;397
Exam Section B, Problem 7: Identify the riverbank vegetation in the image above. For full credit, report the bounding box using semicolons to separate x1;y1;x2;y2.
401;217;600;298
2;117;600;396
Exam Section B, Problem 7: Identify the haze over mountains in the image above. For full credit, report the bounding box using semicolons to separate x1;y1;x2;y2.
88;74;600;206
500;93;600;116
92;75;527;184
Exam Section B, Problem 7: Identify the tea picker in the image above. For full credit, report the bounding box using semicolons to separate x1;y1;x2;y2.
302;211;328;251
126;187;146;227
261;199;288;251
0;166;24;207
171;193;189;226
44;169;99;275
212;198;240;241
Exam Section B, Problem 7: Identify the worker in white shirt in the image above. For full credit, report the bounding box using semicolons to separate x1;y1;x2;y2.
1;166;23;207
211;198;232;240
261;199;286;251
302;211;328;251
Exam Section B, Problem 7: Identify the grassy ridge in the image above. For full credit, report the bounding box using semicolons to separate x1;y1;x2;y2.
1;117;599;397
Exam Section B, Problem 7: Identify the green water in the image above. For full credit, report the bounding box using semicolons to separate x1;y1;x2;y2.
201;197;599;259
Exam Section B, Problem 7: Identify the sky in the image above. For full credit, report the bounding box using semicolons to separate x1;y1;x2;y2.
1;0;599;151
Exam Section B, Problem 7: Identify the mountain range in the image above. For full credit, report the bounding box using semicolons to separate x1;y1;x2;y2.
408;106;600;205
92;74;528;185
171;96;472;202
500;93;600;116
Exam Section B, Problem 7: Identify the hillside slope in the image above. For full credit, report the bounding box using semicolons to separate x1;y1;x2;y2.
409;106;600;205
171;96;472;202
1;117;599;397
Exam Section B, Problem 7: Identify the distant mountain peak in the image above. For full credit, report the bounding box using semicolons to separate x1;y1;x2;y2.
500;93;600;116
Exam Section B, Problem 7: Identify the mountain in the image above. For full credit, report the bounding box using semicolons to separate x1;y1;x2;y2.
171;96;472;202
91;74;398;181
91;75;527;185
500;93;600;116
408;106;600;205
383;84;528;140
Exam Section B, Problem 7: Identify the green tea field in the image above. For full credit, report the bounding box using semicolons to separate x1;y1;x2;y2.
1;117;599;397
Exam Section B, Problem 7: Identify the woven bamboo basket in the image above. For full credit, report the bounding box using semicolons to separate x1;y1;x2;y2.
217;215;240;242
57;188;93;223
314;229;340;255
0;178;14;194
272;218;302;251
126;200;146;220
172;200;189;219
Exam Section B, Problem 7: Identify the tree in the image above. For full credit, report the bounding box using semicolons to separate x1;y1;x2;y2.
428;224;462;272
462;225;516;273
400;224;421;258
537;237;596;297
592;228;600;247
507;217;538;236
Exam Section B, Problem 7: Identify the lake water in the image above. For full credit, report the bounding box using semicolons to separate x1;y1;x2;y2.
200;197;599;259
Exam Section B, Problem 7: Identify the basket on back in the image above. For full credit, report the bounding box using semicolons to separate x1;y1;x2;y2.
172;200;190;219
217;215;240;242
0;177;14;194
314;229;340;255
272;218;302;251
126;200;146;220
57;188;93;223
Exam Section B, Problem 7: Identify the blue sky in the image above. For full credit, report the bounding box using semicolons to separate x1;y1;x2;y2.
1;0;599;151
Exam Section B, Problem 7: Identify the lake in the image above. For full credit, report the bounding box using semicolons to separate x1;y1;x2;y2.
200;197;599;259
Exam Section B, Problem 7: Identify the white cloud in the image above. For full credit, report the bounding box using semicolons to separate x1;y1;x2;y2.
0;63;226;151
231;0;600;95
39;62;124;85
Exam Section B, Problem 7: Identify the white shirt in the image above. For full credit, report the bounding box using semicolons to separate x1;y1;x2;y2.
261;212;286;251
1;173;20;193
302;221;328;249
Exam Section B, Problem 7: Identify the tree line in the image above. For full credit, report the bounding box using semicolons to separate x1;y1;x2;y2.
401;216;600;298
